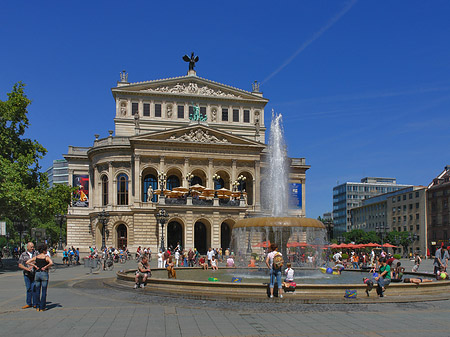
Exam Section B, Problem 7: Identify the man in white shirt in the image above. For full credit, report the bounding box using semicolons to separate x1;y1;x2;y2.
333;251;342;263
207;248;214;267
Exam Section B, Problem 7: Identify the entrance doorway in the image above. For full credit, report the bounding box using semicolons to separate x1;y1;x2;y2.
167;221;183;250
194;221;208;254
117;224;127;249
221;222;231;249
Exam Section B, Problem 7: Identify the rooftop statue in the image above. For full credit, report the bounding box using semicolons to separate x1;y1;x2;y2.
183;52;199;71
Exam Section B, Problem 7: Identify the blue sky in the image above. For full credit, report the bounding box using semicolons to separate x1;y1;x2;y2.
2;1;450;218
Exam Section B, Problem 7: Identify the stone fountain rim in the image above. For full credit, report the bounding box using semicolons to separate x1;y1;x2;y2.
234;217;325;229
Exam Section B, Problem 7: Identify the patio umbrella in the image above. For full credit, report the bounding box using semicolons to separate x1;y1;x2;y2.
202;188;215;195
191;184;205;191
216;188;232;196
361;243;379;247
154;189;170;195
381;243;398;248
287;242;308;248
253;240;270;248
173;186;189;192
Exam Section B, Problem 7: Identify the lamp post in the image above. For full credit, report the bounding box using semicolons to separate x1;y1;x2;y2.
408;233;418;255
237;175;247;199
185;172;194;196
13;220;28;252
376;224;386;246
158;171;167;197
55;214;67;250
212;173;221;198
156;209;169;252
97;209;110;250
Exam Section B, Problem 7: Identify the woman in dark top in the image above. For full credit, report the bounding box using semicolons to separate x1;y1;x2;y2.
27;244;53;311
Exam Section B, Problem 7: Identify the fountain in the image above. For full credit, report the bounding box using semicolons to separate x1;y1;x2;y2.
231;111;327;264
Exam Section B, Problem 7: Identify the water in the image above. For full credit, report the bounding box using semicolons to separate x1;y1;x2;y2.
267;111;288;216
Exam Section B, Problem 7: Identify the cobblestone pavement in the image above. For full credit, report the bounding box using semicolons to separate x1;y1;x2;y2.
1;257;449;337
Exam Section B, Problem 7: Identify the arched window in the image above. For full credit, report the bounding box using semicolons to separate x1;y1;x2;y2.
143;174;158;202
117;173;128;205
214;177;224;190
101;175;108;206
166;175;180;190
191;176;203;186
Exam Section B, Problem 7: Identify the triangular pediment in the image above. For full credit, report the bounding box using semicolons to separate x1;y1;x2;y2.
112;75;268;102
131;124;265;147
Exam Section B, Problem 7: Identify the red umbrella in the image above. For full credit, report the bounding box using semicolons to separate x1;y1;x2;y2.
361;243;380;247
287;242;307;248
253;240;270;248
381;243;398;248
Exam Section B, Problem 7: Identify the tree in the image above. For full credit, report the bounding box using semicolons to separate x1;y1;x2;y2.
343;229;381;244
386;231;412;254
0;83;73;245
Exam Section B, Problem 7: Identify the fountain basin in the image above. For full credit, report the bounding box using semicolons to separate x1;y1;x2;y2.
116;268;450;303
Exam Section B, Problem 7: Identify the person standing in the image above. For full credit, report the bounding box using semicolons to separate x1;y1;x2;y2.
26;244;53;311
174;249;180;267
433;244;449;275
18;242;36;309
157;250;164;268
207;248;214;267
265;243;283;299
188;248;194;267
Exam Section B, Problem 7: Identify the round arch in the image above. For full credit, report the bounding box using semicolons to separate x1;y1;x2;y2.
116;223;128;249
220;218;235;250
166;167;183;190
191;168;207;187
193;218;212;254
237;171;254;205
142;166;158;202
215;170;231;189
167;218;184;251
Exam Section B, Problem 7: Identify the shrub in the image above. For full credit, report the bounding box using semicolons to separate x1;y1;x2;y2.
393;254;401;260
342;253;349;260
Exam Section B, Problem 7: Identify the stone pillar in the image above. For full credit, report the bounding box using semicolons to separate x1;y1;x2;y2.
185;210;194;249
134;154;140;204
231;159;237;187
68;169;74;188
212;212;220;247
183;157;189;187
254;160;261;210
108;162;113;206
207;158;213;189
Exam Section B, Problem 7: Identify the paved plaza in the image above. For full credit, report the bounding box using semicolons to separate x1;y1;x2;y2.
1;257;450;337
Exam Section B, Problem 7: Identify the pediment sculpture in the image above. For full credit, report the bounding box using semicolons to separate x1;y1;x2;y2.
169;128;230;144
143;82;241;98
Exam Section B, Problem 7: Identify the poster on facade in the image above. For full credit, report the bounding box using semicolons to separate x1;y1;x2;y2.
289;183;302;209
73;175;89;207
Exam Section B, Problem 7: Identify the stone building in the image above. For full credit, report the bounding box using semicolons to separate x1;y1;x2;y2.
64;64;309;253
427;165;450;255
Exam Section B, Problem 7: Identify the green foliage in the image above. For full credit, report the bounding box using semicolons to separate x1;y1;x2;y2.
343;229;380;244
393;254;401;259
0;83;73;245
386;231;412;251
342;253;349;260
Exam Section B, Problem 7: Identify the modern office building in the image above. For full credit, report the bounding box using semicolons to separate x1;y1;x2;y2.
427;165;450;255
63;61;310;252
350;186;427;255
45;159;69;187
333;177;411;237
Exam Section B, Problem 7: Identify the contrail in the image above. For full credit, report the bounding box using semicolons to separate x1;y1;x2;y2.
262;0;358;84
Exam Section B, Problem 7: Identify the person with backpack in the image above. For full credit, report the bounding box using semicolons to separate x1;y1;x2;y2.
265;243;284;299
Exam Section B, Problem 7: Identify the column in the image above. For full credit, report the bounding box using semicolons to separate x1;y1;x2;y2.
108;162;113;206
183;157;190;187
207;158;213;189
254;160;261;209
231;159;237;186
134;154;141;203
159;156;165;173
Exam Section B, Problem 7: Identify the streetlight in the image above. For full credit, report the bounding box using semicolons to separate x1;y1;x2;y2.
185;172;194;196
158;171;167;197
156;209;169;252
13;220;28;252
55;214;66;250
97;209;110;249
237;175;247;199
376;224;386;246
212;173;221;198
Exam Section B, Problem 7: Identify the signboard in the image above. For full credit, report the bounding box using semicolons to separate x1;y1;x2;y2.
289;183;302;209
0;221;6;236
73;174;89;207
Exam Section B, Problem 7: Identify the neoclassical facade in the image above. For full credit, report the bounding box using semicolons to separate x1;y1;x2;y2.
65;66;310;253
